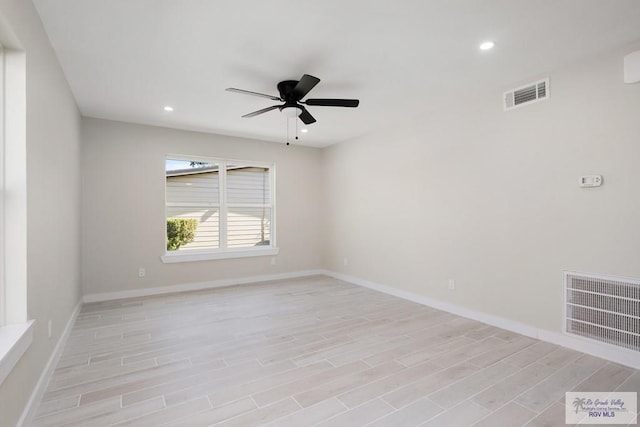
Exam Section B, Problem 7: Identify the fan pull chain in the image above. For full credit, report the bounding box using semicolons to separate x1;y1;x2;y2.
286;116;290;146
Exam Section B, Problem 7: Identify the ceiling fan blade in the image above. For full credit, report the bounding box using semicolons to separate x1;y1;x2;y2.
292;74;320;100
298;106;316;125
226;88;281;101
242;105;281;118
305;98;359;107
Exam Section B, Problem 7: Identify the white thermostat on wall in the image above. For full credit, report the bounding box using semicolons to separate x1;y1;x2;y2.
578;175;603;188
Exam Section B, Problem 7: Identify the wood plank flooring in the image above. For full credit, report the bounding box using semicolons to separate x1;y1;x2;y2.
32;276;639;426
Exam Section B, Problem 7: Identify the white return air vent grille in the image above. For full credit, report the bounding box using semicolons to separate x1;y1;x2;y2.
504;78;549;111
564;272;640;352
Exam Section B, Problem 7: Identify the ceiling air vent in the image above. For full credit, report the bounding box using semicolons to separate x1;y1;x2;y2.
564;272;639;352
504;78;549;111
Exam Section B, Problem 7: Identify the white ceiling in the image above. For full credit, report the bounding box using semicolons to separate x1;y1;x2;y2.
34;0;640;147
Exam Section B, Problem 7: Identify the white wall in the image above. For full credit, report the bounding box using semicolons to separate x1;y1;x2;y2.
0;0;82;425
81;118;323;296
322;43;640;334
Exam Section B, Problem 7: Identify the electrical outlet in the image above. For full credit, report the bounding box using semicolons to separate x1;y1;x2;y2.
343;257;348;266
138;268;145;278
48;320;52;338
448;279;455;290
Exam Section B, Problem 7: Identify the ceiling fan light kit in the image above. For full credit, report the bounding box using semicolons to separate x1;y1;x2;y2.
226;74;360;126
280;106;302;118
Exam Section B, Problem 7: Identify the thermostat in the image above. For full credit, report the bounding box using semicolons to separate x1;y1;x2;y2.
578;175;603;188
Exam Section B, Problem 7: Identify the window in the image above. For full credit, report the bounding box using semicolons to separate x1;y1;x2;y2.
0;43;5;326
0;38;33;386
162;156;277;262
0;41;27;327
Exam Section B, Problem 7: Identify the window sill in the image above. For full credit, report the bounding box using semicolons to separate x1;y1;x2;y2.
160;247;279;263
0;320;35;385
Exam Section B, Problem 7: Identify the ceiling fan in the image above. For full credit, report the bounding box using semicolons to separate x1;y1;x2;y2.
226;74;359;125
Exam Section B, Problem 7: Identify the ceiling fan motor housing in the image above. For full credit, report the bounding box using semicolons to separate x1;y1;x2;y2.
277;80;301;102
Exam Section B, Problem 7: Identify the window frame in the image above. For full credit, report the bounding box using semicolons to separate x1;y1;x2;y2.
0;37;33;386
0;43;5;326
161;154;278;263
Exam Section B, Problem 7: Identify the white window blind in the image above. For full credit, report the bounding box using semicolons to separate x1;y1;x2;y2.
226;165;271;248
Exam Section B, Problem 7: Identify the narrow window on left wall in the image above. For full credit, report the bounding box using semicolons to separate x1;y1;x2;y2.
0;37;34;386
0;43;5;326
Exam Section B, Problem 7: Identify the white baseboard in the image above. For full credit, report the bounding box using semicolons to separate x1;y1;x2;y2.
18;300;82;427
82;270;326;303
538;330;640;370
323;270;640;370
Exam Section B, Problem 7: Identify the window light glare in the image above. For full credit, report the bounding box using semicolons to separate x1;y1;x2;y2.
479;41;495;51
300;129;308;133
163;106;174;112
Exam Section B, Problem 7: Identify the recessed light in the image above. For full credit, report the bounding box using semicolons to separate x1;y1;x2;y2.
163;106;174;112
479;41;495;51
300;129;308;133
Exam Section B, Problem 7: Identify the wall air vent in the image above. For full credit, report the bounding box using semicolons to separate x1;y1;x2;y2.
564;272;639;352
504;78;549;111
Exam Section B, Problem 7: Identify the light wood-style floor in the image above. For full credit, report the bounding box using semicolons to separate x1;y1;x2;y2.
33;276;639;426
